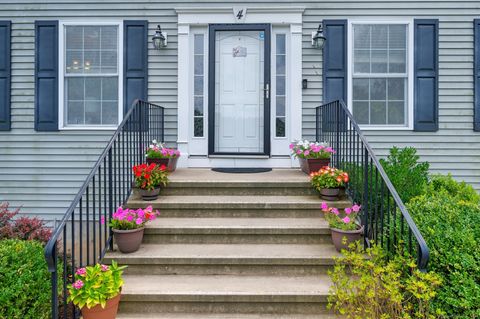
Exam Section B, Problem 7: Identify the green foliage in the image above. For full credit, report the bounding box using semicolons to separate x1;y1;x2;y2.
407;186;480;318
0;239;52;319
68;261;126;310
328;242;444;319
380;146;430;203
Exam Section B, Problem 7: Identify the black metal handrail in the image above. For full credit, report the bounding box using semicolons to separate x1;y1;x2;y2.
44;100;164;319
316;100;429;270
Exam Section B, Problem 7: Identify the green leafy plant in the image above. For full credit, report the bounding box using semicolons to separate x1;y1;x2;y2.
380;146;429;203
328;242;444;319
67;261;126;310
0;239;57;319
407;178;480;318
310;166;349;190
321;202;361;231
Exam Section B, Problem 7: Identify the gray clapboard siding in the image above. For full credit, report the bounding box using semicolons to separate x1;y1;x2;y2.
0;0;479;221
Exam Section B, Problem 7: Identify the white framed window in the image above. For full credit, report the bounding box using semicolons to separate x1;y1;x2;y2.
192;33;206;138
59;22;123;129
348;21;414;129
274;33;287;138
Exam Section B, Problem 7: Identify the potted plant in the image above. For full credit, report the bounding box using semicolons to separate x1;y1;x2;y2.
321;202;363;252
67;261;126;319
133;163;169;201
145;139;181;172
290;140;336;174
310;166;349;200
109;205;159;253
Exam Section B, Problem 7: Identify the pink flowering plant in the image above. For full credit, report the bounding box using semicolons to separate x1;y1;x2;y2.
146;139;181;159
321;202;361;231
289;140;335;159
67;261;126;309
109;205;159;231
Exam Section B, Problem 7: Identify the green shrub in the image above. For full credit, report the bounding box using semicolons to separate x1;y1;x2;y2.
0;239;52;319
380;146;430;203
407;183;480;318
328;242;444;319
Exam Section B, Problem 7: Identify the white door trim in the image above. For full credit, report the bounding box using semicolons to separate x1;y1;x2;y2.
176;7;304;168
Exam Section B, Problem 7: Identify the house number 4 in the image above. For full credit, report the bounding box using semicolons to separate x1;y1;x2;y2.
233;7;247;23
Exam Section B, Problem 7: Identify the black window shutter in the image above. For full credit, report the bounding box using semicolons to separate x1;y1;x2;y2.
35;21;58;131
323;20;347;104
123;21;148;113
474;19;480;131
414;19;439;131
0;21;11;131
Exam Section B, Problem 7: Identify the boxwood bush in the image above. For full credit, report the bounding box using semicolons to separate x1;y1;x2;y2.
407;175;480;318
0;239;52;319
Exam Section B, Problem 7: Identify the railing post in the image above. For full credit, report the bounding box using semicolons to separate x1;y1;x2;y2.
335;101;341;168
363;147;369;247
108;148;113;251
316;107;320;142
50;243;58;319
139;103;144;164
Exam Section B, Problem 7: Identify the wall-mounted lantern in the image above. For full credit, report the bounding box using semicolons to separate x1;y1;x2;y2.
152;25;167;49
312;22;326;49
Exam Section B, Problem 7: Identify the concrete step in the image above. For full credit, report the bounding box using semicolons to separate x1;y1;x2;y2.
104;243;341;275
117;313;339;319
127;195;351;218
139;218;331;244
119;274;332;314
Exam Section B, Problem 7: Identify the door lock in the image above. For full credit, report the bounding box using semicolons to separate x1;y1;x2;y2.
263;83;270;99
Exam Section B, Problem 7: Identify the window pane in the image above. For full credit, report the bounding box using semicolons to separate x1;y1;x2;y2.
101;51;117;73
85;101;101;124
388;78;405;101
371;25;388;49
276;76;285;95
194;76;203;95
101;26;118;50
102;77;118;101
371;50;388;73
389;50;406;73
102;101;118;125
194;34;204;54
84;26;100;50
276;96;285;117
194;96;203;116
353;79;369;100
354;49;370;73
276;34;286;54
352;101;369;124
276;55;286;75
66;26;83;50
194;117;203;137
66;101;84;125
194;55;203;75
85;78;101;100
389;25;407;49
388;101;405;125
66;77;83;101
370;78;386;100
66;50;83;74
370;101;387;124
354;25;370;49
276;117;285;137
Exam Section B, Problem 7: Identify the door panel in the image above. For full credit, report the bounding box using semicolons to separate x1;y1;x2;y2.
209;25;270;155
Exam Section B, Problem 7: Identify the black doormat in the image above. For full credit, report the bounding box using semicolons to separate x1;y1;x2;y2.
211;168;273;174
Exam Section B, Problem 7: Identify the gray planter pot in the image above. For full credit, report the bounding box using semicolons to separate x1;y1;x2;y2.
330;225;364;252
139;187;161;201
113;227;145;254
319;187;341;201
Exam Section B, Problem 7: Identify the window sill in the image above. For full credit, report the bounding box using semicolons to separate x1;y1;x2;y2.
59;126;118;131
358;125;413;131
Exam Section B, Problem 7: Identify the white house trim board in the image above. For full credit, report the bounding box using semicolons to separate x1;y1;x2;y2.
176;7;304;168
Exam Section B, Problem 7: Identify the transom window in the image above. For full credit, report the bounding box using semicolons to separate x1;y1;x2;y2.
351;23;409;126
61;24;122;128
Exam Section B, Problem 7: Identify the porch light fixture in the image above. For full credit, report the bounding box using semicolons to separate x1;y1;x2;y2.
152;25;167;49
312;23;326;49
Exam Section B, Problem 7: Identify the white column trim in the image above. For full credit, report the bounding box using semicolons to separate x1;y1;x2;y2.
177;24;190;167
290;23;303;166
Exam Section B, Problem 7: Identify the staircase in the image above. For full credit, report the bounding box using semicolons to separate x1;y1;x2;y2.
104;168;351;318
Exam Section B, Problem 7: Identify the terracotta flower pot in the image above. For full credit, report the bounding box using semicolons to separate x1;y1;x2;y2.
113;227;145;253
80;292;121;319
319;188;341;201
146;156;179;172
330;226;364;252
298;158;331;174
139;187;161;201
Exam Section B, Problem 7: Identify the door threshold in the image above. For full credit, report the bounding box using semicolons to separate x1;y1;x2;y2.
208;155;270;159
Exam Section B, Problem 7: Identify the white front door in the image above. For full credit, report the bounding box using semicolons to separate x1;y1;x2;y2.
210;25;270;155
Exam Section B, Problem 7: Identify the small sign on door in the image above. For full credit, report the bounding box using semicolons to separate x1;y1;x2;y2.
233;46;247;57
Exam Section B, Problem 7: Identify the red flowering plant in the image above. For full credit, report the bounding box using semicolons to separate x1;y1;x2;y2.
321;202;361;231
310;166;349;191
132;163;169;191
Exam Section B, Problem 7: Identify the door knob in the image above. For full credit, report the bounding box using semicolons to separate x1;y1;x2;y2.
263;83;270;99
